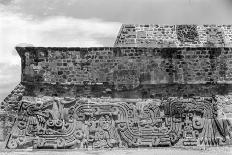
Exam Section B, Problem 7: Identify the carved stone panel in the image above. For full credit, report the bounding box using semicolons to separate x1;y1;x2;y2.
5;96;232;149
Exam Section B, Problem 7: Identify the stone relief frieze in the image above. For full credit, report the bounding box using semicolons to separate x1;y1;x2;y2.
5;96;232;149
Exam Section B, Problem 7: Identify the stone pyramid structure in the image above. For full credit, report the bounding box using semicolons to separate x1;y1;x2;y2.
0;24;232;149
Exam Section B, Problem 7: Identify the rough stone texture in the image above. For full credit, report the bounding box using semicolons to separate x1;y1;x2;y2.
16;47;232;88
4;96;232;149
114;24;232;47
1;24;232;150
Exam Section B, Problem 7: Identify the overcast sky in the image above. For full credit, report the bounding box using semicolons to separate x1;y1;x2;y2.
0;0;232;101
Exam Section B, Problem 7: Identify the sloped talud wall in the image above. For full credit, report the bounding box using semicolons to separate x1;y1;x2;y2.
3;95;232;149
0;47;232;149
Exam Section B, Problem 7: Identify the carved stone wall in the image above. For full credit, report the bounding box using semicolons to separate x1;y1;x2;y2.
4;96;232;149
1;24;232;150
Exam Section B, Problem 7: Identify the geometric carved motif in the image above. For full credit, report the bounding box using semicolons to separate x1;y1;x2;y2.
6;96;232;149
176;25;199;43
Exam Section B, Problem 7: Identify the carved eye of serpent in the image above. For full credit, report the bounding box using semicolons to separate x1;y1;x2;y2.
55;120;63;127
47;120;54;127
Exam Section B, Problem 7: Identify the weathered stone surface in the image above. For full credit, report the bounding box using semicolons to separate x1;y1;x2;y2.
114;24;232;47
16;47;232;89
1;24;232;150
3;96;232;149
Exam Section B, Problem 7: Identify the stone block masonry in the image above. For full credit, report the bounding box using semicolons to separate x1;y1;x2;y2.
0;24;232;150
114;24;232;47
17;47;232;88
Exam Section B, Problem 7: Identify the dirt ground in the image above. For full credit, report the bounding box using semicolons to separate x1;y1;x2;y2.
0;147;232;155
